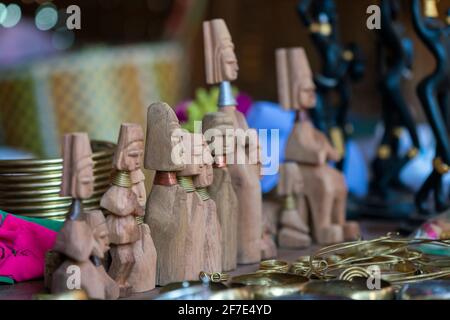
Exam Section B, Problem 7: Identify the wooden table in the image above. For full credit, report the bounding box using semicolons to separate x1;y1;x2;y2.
0;219;400;300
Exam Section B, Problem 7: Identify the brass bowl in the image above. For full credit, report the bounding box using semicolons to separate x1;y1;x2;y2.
160;281;227;294
230;272;308;287
210;285;306;300
0;140;115;220
301;278;395;300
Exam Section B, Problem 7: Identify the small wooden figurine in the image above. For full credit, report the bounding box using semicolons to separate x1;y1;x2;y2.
202;112;238;271
100;123;153;296
193;135;222;272
176;132;207;278
276;47;360;245
277;162;311;248
203;18;262;264
144;102;200;285
52;132;119;300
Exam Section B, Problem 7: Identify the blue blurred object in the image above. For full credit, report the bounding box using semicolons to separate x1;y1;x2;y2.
246;101;296;193
343;140;368;198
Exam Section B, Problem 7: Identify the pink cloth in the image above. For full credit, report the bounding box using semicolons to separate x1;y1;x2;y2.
0;214;57;282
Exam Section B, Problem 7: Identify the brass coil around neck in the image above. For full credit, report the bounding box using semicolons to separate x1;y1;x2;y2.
177;176;195;193
284;195;296;211
196;187;210;201
111;170;132;188
135;216;144;225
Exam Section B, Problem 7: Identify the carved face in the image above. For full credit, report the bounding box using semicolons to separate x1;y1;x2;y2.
72;158;94;199
171;126;186;167
118;141;144;171
178;133;203;176
220;44;239;81
91;223;110;259
297;82;317;109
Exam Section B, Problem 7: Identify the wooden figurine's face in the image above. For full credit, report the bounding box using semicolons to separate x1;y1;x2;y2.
72;157;94;199
178;133;202;176
118;141;144;171
220;43;239;81
296;81;317;109
92;223;109;259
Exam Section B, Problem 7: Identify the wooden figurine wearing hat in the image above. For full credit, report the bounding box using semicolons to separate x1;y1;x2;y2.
203;18;262;264
145;102;202;285
52;132;119;300
277;162;311;248
202;112;238;271
276;47;360;245
193;134;222;273
100;124;148;297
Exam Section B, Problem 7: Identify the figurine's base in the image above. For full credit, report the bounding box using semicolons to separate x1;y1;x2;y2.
349;189;416;220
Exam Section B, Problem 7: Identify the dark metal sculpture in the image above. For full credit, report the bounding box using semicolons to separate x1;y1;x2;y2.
411;0;450;214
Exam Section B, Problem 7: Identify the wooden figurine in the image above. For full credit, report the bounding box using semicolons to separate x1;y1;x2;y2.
52;133;118;300
144;102;198;285
193;135;222;272
116;123;156;293
176;132;207;279
202;112;238;271
277;162;311;248
100;123;152;297
276;47;360;245
203;19;262;264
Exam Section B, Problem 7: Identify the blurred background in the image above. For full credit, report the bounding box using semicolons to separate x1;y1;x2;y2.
0;0;448;158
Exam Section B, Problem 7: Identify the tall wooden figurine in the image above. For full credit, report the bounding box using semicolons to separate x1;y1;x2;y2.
176;132;207;278
203;18;262;264
100;124;148;297
193;135;222;272
114;123;156;293
276;47;360;245
203;112;239;271
52;133;119;300
145;102;202;285
277;162;311;248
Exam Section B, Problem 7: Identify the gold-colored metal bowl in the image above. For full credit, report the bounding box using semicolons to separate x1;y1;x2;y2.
301;278;395;300
210;285;306;300
230;272;308;287
160;281;227;294
0;140;115;220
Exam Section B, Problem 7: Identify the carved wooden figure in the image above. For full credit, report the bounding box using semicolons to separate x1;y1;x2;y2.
203;19;262;264
176;132;207;279
202;112;238;271
276;47;360;245
277;162;311;248
52;133;118;300
101;123;151;297
193;135;222;272
144;102;198;285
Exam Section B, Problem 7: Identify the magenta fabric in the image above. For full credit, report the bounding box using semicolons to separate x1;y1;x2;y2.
0;214;58;282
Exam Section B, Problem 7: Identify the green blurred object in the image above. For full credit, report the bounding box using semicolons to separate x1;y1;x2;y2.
182;86;239;132
0;209;63;231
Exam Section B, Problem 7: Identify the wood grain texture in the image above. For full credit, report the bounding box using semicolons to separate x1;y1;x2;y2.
221;106;262;264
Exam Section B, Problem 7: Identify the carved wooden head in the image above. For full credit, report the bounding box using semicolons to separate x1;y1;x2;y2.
276;47;316;110
113;123;144;171
178;133;204;177
203;19;239;84
193;136;214;188
85;210;109;259
144;102;185;171
60;132;94;199
202;112;235;156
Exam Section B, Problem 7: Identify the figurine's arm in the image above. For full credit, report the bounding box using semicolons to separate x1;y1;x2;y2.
297;0;313;27
411;0;434;40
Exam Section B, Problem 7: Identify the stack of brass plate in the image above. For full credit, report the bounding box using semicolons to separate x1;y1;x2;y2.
0;140;115;221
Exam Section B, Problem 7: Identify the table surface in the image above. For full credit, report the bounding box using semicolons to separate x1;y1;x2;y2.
0;219;401;300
